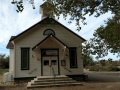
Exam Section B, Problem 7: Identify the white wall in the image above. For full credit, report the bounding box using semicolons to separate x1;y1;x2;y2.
9;49;14;72
13;23;84;78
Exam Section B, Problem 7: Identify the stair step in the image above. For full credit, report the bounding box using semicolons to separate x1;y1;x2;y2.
37;77;69;80
35;78;73;82
27;75;81;89
37;75;67;79
32;81;77;85
27;83;81;88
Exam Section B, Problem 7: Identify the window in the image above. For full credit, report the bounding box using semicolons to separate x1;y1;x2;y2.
43;29;55;35
44;60;49;65
51;60;57;65
21;48;30;70
69;47;77;68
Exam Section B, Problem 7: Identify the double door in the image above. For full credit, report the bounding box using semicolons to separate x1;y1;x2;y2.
42;56;58;76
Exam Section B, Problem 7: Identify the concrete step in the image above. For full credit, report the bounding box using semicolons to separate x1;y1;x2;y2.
32;80;77;85
27;82;81;88
36;76;69;80
27;75;81;89
37;75;67;79
35;78;73;82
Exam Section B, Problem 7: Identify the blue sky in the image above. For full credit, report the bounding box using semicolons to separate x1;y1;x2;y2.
0;0;119;60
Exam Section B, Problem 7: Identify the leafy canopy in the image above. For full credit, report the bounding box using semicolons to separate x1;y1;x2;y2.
82;15;120;59
11;0;120;31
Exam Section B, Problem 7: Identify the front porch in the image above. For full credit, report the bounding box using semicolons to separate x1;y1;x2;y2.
31;34;70;76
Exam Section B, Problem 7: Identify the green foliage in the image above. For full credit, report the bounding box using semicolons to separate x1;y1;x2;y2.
82;15;120;59
11;0;120;31
83;55;94;67
0;69;9;75
89;65;120;71
107;65;120;71
0;54;9;69
100;60;106;66
89;66;99;71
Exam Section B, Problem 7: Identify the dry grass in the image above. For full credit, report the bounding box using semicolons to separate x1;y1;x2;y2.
0;70;120;90
0;76;120;90
0;82;120;90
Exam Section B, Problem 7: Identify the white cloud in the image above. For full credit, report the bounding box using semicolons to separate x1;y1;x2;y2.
0;0;43;44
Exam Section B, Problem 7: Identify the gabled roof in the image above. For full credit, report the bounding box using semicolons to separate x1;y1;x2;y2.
10;17;86;42
6;36;15;49
32;34;68;50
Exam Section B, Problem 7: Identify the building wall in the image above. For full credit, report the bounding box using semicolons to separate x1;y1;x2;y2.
9;49;14;73
14;24;84;78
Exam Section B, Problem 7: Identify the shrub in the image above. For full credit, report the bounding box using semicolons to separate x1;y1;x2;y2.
107;66;120;71
89;66;99;71
0;54;9;68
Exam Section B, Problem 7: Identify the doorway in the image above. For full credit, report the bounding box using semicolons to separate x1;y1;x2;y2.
41;49;59;76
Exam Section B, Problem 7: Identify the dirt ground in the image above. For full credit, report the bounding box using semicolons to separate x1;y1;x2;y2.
0;70;120;90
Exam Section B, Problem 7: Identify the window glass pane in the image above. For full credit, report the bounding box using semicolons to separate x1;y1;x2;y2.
71;57;76;66
21;48;29;70
51;60;57;65
22;58;28;68
70;49;75;57
44;60;49;65
69;48;77;68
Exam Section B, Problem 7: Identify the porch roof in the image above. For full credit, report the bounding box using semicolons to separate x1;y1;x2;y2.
32;34;69;50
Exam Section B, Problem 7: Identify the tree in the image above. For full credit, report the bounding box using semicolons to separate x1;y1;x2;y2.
0;54;9;68
11;0;120;31
100;59;106;66
82;15;120;59
83;55;94;67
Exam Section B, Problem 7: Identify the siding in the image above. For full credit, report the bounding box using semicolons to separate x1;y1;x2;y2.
14;24;84;78
9;49;14;72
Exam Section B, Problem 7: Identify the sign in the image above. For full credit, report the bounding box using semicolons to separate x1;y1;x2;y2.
46;50;58;55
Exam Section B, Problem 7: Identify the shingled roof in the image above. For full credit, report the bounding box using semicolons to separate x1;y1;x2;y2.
6;36;15;49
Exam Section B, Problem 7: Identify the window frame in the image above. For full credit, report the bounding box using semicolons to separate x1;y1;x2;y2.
43;29;55;35
21;48;30;70
69;47;78;68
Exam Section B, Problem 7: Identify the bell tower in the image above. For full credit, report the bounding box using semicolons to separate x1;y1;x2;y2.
40;2;52;20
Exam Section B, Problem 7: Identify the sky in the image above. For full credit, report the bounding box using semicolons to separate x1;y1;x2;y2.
0;0;119;60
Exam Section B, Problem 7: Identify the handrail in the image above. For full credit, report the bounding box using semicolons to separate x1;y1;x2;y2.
29;68;37;74
63;67;72;73
51;67;56;84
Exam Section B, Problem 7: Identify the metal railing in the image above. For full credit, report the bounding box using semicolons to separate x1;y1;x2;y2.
63;67;72;73
29;68;37;74
51;67;56;84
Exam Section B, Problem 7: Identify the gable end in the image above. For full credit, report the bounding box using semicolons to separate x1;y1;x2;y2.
10;17;86;42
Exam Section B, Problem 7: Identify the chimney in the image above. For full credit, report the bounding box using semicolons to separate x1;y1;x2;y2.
40;2;53;20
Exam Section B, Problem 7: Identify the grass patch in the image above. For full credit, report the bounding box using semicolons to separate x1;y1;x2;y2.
0;69;9;75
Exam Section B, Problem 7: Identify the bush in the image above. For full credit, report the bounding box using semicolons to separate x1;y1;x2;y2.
0;69;9;75
89;66;99;71
89;65;120;71
0;54;9;69
107;66;120;71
